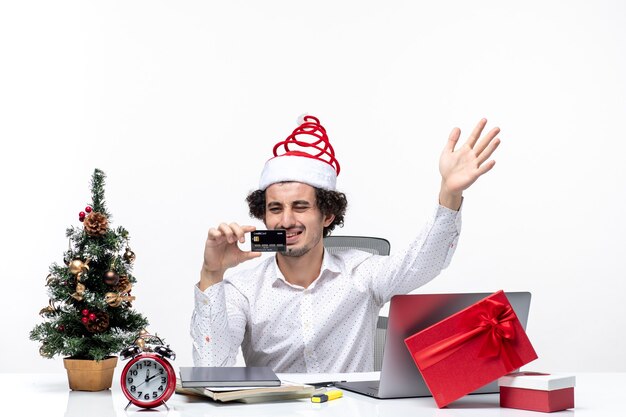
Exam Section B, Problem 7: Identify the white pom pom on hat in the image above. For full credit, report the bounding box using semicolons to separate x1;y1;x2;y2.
259;115;340;191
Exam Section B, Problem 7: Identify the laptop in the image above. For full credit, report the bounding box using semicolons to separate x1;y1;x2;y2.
335;291;532;399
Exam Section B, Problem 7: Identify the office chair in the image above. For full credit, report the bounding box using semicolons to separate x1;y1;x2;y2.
323;236;390;257
323;235;390;371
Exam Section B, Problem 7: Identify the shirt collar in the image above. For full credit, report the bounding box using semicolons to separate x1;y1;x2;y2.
270;248;342;288
322;248;342;274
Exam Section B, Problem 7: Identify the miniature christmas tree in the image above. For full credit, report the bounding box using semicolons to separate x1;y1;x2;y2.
30;169;149;361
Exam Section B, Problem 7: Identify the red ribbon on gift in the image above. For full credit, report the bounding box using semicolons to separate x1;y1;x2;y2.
413;298;524;371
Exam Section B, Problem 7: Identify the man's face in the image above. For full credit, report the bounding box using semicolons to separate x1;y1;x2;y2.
264;182;334;257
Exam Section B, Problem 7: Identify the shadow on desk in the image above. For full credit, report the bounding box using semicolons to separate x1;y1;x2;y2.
444;396;501;409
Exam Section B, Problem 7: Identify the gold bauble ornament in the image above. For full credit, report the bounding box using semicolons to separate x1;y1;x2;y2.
39;343;53;358
135;337;146;350
68;259;89;275
136;329;149;348
123;247;136;263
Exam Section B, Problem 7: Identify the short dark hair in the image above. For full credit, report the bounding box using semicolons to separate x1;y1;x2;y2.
246;185;348;237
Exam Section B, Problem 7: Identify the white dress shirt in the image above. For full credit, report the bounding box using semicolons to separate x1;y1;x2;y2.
190;204;462;372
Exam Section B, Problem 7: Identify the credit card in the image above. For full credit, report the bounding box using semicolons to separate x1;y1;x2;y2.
250;230;287;252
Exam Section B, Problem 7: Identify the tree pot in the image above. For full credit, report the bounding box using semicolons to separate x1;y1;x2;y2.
63;356;118;391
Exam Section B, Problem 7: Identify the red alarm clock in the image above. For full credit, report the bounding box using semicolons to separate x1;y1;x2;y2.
120;335;176;410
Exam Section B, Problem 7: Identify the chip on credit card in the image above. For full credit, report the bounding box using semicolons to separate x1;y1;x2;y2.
250;230;287;252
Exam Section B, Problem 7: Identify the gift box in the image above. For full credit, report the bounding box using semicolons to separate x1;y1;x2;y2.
499;372;575;412
404;290;538;408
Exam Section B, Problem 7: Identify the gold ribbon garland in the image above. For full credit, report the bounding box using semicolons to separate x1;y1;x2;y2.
39;299;58;316
105;274;135;307
45;274;58;286
105;291;136;307
71;281;86;301
68;259;90;301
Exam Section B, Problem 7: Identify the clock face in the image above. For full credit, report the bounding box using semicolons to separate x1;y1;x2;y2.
121;353;176;408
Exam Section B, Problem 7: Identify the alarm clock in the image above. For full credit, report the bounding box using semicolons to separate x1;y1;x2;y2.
120;335;176;410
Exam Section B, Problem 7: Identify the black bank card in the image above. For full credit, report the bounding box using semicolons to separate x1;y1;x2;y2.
251;230;286;252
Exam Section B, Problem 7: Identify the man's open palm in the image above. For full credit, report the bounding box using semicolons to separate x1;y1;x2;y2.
439;118;501;195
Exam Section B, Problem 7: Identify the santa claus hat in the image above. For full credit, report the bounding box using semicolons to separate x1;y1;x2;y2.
259;115;340;191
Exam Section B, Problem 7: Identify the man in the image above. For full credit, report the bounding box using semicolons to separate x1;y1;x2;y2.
191;115;500;372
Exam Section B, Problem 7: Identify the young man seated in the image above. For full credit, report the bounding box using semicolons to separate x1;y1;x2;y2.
190;115;500;372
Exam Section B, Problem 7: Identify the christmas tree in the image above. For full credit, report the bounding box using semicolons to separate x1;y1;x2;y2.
30;169;149;361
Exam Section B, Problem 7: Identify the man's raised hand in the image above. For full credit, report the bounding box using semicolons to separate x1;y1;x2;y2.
438;118;501;209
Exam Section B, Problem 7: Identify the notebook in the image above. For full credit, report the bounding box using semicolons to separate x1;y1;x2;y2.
175;378;318;403
179;366;281;388
335;291;532;399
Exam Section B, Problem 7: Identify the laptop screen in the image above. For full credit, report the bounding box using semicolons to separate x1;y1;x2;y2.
377;291;532;398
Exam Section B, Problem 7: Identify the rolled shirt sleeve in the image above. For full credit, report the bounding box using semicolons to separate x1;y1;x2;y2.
366;203;462;306
190;281;247;366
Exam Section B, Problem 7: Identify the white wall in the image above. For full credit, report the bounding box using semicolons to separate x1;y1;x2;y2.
1;0;624;373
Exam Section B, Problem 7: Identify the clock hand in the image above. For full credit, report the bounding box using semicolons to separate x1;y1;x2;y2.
146;373;159;383
136;371;153;388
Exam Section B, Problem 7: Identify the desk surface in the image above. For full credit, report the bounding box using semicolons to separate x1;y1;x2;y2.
3;372;622;416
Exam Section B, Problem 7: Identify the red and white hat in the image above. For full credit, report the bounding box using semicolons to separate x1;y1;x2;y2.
259;115;340;191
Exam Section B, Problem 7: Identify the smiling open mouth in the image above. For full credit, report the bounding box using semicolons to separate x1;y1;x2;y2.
285;230;303;244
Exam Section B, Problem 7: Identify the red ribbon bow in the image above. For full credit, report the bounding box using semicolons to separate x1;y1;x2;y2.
413;298;523;371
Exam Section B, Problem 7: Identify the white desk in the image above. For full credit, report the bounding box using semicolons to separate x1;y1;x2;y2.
3;372;621;416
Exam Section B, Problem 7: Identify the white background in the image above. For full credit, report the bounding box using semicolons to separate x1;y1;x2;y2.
1;1;624;373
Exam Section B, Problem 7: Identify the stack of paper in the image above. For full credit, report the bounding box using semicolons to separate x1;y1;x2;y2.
175;379;319;403
176;366;319;403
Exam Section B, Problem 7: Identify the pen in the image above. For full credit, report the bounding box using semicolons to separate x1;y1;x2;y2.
311;389;343;403
309;380;346;388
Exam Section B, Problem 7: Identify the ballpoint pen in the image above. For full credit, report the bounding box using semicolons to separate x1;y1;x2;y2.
311;389;343;403
309;380;347;388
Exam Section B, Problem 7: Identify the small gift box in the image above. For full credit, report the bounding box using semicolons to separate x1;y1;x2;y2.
404;290;538;408
499;372;575;413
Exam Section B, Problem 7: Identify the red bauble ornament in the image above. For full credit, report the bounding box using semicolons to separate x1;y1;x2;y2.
58;325;65;332
88;313;96;321
85;206;92;213
81;309;89;316
81;317;89;324
79;211;86;222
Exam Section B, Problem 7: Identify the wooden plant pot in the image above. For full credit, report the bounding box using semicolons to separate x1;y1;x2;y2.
63;356;118;391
